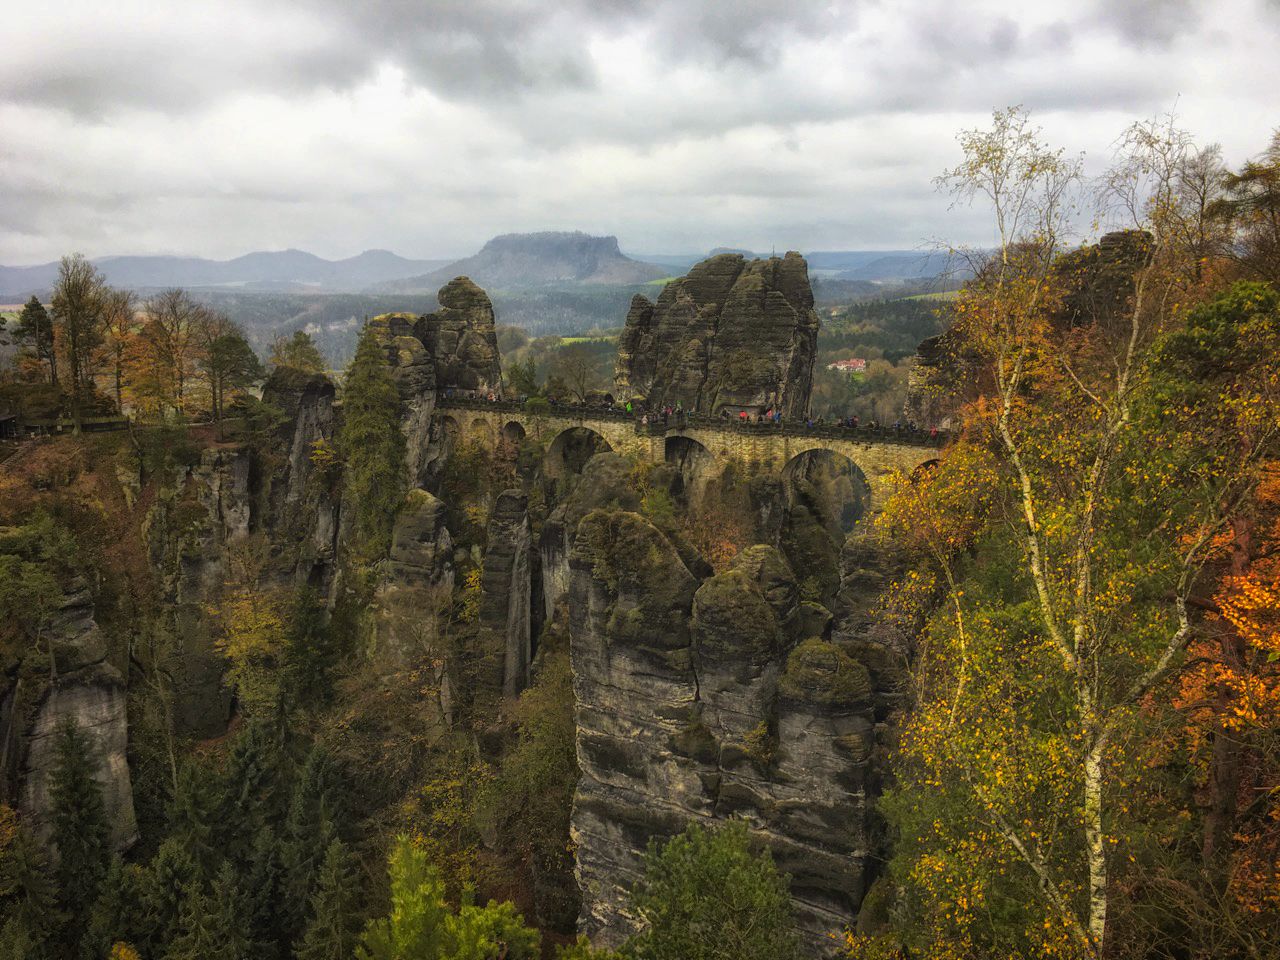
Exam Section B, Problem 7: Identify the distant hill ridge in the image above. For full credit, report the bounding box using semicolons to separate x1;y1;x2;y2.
0;248;450;298
0;235;961;299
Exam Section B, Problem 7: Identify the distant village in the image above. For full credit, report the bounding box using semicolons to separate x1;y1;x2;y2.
826;356;867;374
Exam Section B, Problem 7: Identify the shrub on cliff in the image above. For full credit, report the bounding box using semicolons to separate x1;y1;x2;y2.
627;820;800;960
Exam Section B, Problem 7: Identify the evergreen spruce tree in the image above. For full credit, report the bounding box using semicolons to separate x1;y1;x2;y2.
16;295;57;385
283;745;345;938
164;862;252;960
0;826;61;960
269;330;328;374
0;916;39;960
282;586;338;710
166;760;221;878
208;860;253;960
80;857;143;960
297;839;363;960
219;722;285;860
162;882;218;960
337;323;406;565
626;821;801;960
244;826;289;960
141;836;200;951
357;837;538;960
49;718;110;931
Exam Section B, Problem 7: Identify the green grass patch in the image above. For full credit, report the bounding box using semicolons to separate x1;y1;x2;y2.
902;290;959;301
645;276;679;286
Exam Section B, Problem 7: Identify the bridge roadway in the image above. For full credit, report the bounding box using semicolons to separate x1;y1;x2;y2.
435;397;947;513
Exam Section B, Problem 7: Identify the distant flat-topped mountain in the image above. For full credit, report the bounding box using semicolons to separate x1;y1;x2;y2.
379;232;669;292
0;249;451;298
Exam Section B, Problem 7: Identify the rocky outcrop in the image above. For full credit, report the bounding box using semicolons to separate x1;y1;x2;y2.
262;367;337;507
479;490;533;700
20;665;137;853
8;573;137;852
771;638;876;935
614;252;819;417
417;278;503;398
569;510;704;940
374;490;455;663
539;453;642;621
261;366;341;587
569;518;877;952
144;446;258;738
365;313;438;485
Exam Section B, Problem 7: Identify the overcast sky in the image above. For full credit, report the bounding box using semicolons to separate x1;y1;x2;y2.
3;0;1279;264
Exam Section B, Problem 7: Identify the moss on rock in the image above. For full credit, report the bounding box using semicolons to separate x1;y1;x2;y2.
779;638;872;708
691;568;784;665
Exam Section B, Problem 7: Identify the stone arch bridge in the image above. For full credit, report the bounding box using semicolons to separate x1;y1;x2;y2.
435;398;946;513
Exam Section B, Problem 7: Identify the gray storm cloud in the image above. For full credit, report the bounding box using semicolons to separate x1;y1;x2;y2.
1;0;1277;263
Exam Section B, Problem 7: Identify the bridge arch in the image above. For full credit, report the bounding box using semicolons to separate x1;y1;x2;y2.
781;448;872;538
544;426;613;481
664;435;717;502
501;420;526;447
433;414;460;459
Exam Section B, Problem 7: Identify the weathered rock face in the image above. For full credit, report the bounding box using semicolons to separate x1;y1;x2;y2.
479;490;533;700
20;666;138;853
614;252;819;417
374;489;455;662
262;367;337;507
772;638;876;936
261;367;341;588
417;278;503;398
569;510;704;939
365;313;439;486
7;574;137;853
539;453;642;621
569;521;878;952
143;447;258;738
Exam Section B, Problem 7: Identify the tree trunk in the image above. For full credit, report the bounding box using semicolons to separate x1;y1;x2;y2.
1084;738;1107;956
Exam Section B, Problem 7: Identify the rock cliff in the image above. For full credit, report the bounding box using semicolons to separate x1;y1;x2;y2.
373;489;455;663
260;366;342;588
568;512;879;951
417;278;504;398
4;570;137;853
365;313;439;486
479;490;533;701
614;252;819;417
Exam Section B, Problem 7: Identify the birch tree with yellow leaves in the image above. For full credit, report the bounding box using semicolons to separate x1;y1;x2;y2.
864;109;1280;959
